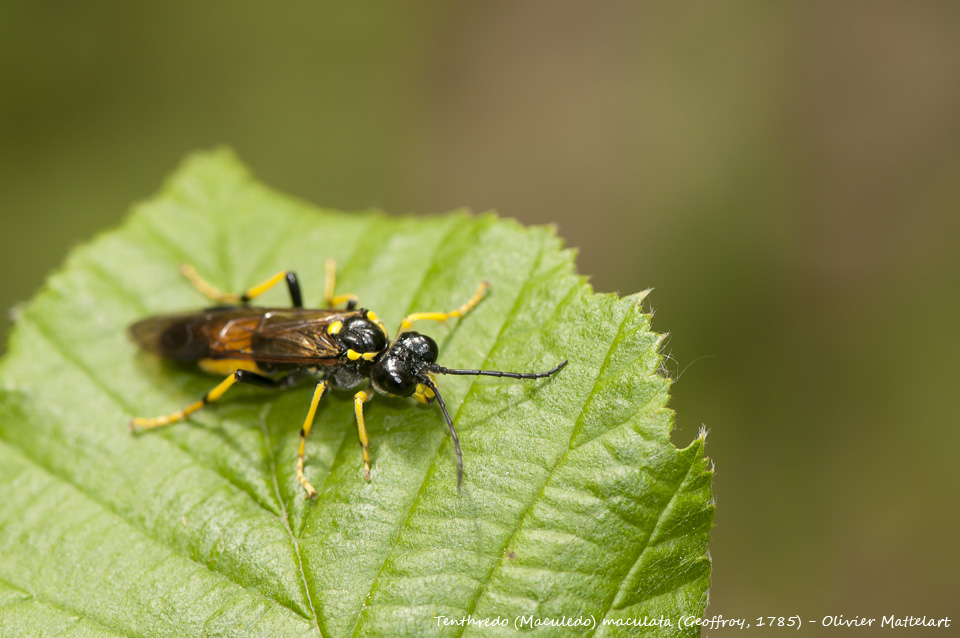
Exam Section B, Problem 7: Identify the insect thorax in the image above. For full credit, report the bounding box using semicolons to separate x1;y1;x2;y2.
326;365;371;389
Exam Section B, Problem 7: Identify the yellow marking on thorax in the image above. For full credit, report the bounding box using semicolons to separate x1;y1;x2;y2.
198;358;264;376
345;349;378;362
365;310;388;338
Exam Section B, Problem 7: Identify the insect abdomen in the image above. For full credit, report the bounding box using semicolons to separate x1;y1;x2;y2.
129;314;212;362
197;358;265;376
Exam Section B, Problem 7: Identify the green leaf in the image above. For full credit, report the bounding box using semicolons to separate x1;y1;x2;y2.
0;150;713;637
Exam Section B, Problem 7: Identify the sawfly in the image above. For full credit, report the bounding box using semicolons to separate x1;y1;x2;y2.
129;260;566;497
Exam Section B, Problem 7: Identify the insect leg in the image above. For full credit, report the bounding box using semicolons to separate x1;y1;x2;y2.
324;258;359;310
353;389;374;481
130;372;230;429
181;264;302;307
396;281;490;337
129;369;290;431
297;380;330;498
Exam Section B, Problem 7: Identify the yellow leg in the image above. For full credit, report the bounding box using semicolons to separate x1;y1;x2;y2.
324;258;359;308
130;373;238;430
396;281;490;336
297;380;329;498
181;264;294;304
354;389;373;480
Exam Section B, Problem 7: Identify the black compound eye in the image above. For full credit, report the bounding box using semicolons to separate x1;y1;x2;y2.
371;356;418;397
397;332;438;364
340;316;387;353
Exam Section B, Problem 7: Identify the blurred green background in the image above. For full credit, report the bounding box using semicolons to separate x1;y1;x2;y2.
2;1;958;634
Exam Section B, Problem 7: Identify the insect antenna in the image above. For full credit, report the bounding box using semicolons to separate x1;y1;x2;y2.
419;376;463;489
419;361;566;490
426;359;568;379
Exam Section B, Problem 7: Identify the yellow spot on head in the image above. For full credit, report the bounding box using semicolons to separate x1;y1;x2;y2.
327;320;343;335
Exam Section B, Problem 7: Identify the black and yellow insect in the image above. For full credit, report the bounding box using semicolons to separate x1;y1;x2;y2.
129;260;566;497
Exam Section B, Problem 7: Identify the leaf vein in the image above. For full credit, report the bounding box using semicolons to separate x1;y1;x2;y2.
591;458;697;635
77;256;291;518
291;213;389;534
460;300;636;635
10;315;311;623
258;405;324;637
0;443;305;636
348;217;511;637
0;575;134;638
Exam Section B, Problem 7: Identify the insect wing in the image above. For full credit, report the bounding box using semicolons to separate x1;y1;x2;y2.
129;310;217;361
130;307;348;364
226;309;344;363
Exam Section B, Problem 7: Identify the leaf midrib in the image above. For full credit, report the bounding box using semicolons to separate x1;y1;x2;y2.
259;404;323;637
347;216;486;637
0;440;303;637
592;454;696;637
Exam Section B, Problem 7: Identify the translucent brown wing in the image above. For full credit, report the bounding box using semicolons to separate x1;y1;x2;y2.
130;307;354;364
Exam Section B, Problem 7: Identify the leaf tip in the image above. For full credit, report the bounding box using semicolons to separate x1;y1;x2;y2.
635;288;654;305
